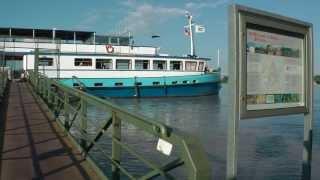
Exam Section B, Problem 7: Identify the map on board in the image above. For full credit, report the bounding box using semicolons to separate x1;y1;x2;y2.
246;28;304;110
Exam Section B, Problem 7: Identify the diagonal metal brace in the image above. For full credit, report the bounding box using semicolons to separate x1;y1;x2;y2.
85;117;113;155
54;99;65;117
138;158;184;180
69;103;82;128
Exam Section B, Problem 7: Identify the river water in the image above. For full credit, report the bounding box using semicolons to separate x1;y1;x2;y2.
86;84;320;179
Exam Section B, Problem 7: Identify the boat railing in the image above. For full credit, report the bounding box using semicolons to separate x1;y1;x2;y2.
27;70;212;180
71;75;88;91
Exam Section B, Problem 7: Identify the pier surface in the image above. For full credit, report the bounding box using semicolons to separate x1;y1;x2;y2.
0;81;99;180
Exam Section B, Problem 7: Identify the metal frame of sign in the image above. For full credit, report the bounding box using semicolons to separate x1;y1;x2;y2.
238;7;312;119
227;4;313;180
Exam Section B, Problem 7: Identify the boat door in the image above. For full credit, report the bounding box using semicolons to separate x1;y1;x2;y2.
5;54;23;78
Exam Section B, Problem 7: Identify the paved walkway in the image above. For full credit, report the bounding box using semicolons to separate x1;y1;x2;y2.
0;81;99;180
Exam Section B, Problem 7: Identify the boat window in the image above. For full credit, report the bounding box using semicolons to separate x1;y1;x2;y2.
5;55;23;61
135;60;149;70
73;83;79;87
39;57;53;66
74;58;92;66
119;37;130;46
153;81;160;85
115;82;123;86
135;82;142;86
172;81;178;85
183;80;189;84
94;83;103;87
96;59;112;69
110;37;118;44
185;61;197;71
192;80;197;83
170;61;182;71
116;59;131;70
153;60;166;70
198;62;204;71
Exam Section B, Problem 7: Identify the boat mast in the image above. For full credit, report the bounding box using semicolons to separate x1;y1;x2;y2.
186;12;195;57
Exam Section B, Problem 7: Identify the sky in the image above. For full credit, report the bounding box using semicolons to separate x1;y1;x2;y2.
0;0;319;75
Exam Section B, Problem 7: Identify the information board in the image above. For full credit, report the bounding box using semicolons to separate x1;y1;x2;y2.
246;26;305;111
227;4;313;180
235;12;313;118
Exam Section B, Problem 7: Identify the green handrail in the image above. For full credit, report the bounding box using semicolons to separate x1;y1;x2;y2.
0;68;8;99
28;70;212;180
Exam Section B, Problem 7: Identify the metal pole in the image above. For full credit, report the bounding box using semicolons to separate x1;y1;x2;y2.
34;48;39;89
227;5;240;180
226;70;240;180
301;28;314;180
52;28;56;43
74;32;77;54
217;48;220;68
112;111;121;180
73;32;76;44
302;111;313;180
93;32;96;45
80;97;87;150
2;41;6;78
1;49;5;93
34;48;39;73
32;29;35;40
64;92;70;130
47;79;52;105
188;15;195;56
54;44;61;79
53;92;59;117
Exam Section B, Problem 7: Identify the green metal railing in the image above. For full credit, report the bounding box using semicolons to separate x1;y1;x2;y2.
28;71;212;180
0;68;8;99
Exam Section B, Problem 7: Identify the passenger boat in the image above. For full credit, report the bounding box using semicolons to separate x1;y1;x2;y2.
1;13;221;97
22;45;221;97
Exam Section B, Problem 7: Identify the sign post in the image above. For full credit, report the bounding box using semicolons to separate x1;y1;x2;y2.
227;4;313;180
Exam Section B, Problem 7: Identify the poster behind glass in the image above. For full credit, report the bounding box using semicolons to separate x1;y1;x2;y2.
246;26;304;110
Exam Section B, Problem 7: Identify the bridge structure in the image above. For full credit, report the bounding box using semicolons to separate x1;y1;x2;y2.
0;49;212;179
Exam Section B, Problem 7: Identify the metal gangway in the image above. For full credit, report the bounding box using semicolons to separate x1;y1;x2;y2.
27;70;212;179
0;50;212;179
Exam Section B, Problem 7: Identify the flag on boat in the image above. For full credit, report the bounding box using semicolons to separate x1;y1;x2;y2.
184;27;190;36
195;25;205;33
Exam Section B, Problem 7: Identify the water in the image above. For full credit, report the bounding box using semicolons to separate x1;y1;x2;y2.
87;84;320;179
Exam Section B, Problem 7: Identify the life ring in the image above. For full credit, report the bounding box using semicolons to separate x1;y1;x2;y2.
106;45;114;53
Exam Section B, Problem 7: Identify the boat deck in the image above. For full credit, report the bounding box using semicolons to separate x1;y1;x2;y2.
0;81;99;180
